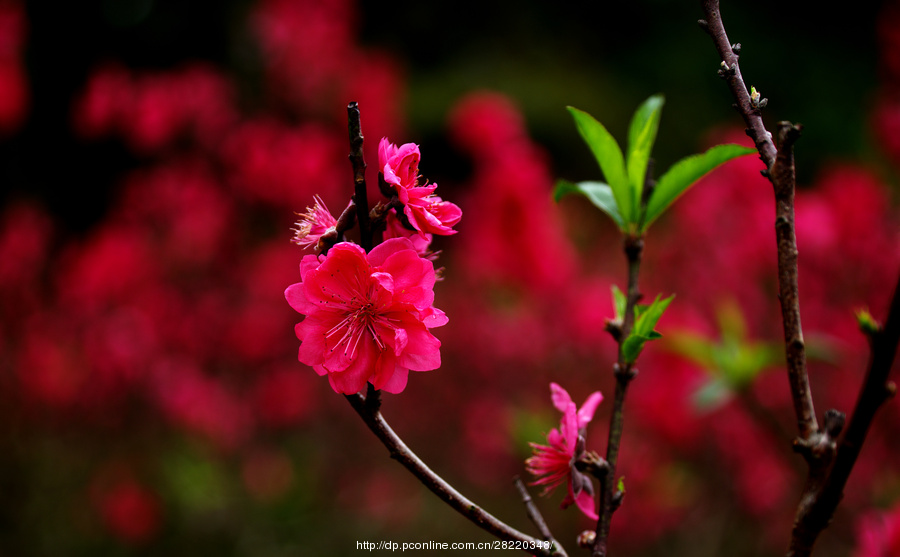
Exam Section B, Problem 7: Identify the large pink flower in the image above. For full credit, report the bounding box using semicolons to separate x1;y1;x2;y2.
379;137;462;238
284;238;448;395
526;383;603;520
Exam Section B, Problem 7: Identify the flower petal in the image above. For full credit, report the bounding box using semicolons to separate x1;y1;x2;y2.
577;391;604;428
550;383;574;414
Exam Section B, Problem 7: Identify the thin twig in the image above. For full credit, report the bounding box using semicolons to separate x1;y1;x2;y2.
347;102;373;251
698;0;776;168
593;234;643;557
514;476;566;555
346;393;567;557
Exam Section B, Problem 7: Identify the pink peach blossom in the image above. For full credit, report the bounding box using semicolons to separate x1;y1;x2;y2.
527;382;603;520
379;137;462;238
291;195;338;251
396;183;462;238
379;137;421;190
383;207;432;256
285;238;447;394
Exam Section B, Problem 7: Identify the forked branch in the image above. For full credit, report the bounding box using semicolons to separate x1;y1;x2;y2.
699;2;900;556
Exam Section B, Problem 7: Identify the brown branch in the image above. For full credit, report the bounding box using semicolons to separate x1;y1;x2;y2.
347;102;373;251
787;272;900;557
771;122;818;441
700;3;900;556
514;476;566;555
593;234;643;557
700;0;817;444
346;393;567;557
698;0;776;169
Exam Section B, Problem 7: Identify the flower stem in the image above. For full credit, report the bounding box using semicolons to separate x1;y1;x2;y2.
593;234;643;557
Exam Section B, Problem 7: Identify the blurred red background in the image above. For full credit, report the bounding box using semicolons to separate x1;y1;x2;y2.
1;0;899;555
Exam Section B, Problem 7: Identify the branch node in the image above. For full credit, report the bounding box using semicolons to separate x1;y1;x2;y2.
613;363;637;383
822;409;846;439
731;42;741;54
887;381;898;398
697;19;709;32
776;121;803;150
611;489;625;512
604;319;623;341
576;451;610;481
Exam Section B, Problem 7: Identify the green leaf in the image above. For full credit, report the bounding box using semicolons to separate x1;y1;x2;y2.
554;180;624;228
633;294;675;338
622;294;674;364
617;476;626;494
611;285;626;322
567;106;633;224
642;143;756;230
622;333;655;363
856;308;881;335
627;95;664;210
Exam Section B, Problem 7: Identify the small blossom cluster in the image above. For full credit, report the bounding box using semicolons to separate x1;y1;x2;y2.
285;138;460;395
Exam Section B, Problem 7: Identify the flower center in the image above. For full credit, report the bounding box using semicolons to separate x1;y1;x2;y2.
325;299;391;360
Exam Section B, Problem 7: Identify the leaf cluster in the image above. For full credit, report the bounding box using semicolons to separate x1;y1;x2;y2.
555;96;755;233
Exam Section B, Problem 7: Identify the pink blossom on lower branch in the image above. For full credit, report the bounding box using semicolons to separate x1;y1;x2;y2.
284;237;448;395
526;382;603;520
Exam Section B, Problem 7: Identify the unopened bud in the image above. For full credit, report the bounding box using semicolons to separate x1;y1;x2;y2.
577;530;596;549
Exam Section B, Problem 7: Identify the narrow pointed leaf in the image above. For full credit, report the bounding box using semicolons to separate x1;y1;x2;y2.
623;333;657;364
627;94;664;208
567;106;632;223
611;285;626;322
554;180;624;228
633;294;675;338
642;144;756;230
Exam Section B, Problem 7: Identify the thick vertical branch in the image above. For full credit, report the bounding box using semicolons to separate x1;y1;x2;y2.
771;122;818;441
699;0;817;444
593;235;643;557
700;3;900;556
347;102;373;251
